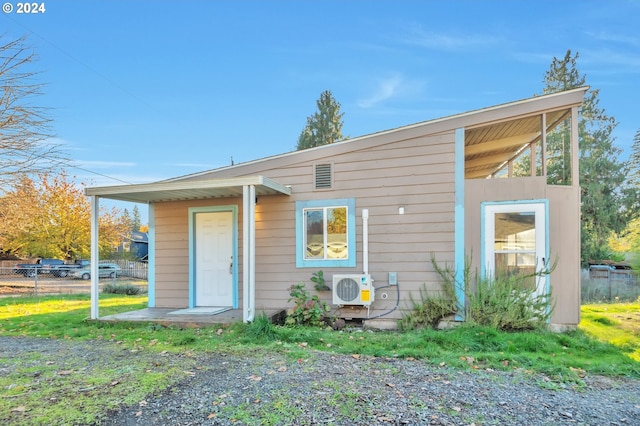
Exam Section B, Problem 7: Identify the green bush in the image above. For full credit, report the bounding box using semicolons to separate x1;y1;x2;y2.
467;273;553;331
401;254;555;331
398;284;458;330
102;283;142;295
285;282;330;327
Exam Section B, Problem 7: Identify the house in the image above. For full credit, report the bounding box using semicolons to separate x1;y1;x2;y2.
86;87;587;330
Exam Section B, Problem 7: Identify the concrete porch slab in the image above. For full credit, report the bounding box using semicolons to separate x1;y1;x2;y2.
97;307;284;327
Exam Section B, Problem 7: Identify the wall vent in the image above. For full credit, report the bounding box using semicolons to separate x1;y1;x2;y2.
314;163;332;189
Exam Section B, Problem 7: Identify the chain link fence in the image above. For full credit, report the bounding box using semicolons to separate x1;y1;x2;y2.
0;260;148;296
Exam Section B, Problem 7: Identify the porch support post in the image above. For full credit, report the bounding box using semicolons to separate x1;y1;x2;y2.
242;185;256;322
571;106;579;186
90;195;100;319
454;128;465;321
147;203;155;307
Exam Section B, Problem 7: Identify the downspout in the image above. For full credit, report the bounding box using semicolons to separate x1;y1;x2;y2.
242;185;256;323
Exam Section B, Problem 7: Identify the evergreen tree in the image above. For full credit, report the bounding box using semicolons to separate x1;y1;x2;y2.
542;50;630;264
131;205;142;232
296;90;345;150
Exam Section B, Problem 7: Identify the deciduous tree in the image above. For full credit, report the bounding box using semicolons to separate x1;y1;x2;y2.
0;173;127;259
296;90;345;150
0;35;65;187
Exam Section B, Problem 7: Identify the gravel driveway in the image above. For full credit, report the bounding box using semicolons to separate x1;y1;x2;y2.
2;336;639;425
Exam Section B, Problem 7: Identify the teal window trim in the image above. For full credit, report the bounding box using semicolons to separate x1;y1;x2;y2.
188;205;239;309
296;198;356;268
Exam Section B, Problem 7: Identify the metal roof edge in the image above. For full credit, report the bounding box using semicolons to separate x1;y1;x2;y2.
85;175;290;197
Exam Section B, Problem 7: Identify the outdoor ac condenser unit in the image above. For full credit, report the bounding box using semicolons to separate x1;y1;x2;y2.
332;274;374;306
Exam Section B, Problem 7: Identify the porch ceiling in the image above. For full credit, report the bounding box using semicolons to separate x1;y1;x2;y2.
85;175;291;203
464;108;570;179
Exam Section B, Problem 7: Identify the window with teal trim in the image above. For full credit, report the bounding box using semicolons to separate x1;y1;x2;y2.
296;198;356;268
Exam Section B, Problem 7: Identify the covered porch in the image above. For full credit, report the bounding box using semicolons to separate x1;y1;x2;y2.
85;175;291;323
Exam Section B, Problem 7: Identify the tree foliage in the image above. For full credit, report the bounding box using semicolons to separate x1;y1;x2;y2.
542;50;632;264
122;205;143;233
0;173;127;259
296;90;345;150
0;35;65;187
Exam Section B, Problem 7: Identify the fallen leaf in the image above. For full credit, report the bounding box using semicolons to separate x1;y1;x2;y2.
386;383;395;388
183;371;196;377
352;354;360;359
439;362;446;367
246;374;262;381
139;400;148;407
326;343;332;348
216;329;223;335
502;360;509;366
58;370;73;376
277;366;287;372
135;411;142;417
148;339;158;346
299;342;308;348
406;357;415;361
110;380;119;386
208;413;217;419
452;406;461;412
45;361;55;365
11;406;26;413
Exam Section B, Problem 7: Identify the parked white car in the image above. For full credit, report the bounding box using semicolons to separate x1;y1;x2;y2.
71;263;121;280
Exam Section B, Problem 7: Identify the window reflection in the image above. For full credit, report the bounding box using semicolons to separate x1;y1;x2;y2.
327;207;347;259
305;209;324;259
494;212;536;289
304;206;348;260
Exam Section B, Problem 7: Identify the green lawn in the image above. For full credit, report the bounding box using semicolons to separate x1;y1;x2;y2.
1;294;639;425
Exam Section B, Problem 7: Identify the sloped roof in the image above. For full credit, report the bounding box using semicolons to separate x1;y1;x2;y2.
86;87;587;202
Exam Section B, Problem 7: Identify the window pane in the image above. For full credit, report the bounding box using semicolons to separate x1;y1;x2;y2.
305;209;324;259
494;253;537;290
494;212;535;251
326;207;347;259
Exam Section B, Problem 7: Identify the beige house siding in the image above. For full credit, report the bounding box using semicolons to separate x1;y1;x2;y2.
87;88;587;326
153;130;457;318
465;177;581;326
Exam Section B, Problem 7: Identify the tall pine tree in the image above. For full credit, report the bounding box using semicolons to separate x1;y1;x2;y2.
543;50;630;264
296;90;345;150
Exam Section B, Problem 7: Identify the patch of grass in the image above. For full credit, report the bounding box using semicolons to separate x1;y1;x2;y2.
1;295;640;425
580;302;640;361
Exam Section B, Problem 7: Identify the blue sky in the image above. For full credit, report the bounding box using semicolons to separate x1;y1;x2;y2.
2;0;639;214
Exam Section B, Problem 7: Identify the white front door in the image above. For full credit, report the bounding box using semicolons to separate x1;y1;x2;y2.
484;202;548;297
195;211;233;307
